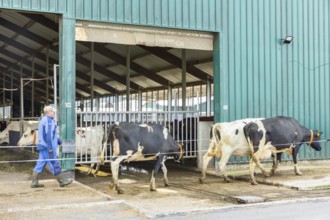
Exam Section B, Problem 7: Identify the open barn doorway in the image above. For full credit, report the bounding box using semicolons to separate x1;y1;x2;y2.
0;10;60;148
74;21;214;116
74;21;215;164
0;10;60;119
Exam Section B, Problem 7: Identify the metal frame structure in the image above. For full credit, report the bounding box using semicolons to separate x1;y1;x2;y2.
75;110;199;165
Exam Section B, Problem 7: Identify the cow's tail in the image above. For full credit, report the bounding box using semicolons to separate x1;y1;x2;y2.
206;125;221;157
176;143;183;162
243;124;256;157
212;125;221;145
246;135;255;156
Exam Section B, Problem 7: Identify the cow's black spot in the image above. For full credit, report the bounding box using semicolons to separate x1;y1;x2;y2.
235;129;239;135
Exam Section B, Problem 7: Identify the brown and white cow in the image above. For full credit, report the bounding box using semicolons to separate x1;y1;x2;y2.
102;122;183;194
243;116;323;185
200;118;264;183
17;125;105;175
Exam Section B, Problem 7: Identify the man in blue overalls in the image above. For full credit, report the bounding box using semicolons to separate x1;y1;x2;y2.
31;106;73;188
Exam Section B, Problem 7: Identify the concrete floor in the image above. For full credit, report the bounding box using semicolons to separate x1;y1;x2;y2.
1;160;330;219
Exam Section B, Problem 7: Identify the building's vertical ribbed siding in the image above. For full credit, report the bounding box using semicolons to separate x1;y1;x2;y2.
72;0;220;31
0;0;63;12
323;0;330;158
0;0;220;31
220;0;330;160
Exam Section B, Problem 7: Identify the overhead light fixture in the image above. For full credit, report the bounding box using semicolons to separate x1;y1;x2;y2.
283;36;293;44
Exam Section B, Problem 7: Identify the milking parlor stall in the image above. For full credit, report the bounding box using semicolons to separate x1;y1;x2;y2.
0;0;330;218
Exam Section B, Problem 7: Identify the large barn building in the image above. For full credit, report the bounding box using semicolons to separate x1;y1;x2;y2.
0;0;329;173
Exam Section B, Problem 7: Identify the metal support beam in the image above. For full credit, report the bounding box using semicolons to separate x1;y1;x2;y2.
53;64;58;122
168;83;172;112
140;46;212;82
0;33;107;98
213;33;223;122
20;63;24;118
126;46;130;112
182;49;186;111
59;17;76;174
86;42;168;86
19;14;119;94
31;56;35;116
10;72;13;117
115;94;119;111
2;74;5;119
138;89;142;112
90;42;94;111
206;77;211;116
46;47;49;105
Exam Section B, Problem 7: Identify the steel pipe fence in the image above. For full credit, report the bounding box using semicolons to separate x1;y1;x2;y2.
75;111;199;165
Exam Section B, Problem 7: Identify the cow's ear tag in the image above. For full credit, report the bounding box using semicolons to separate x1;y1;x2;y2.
317;133;320;137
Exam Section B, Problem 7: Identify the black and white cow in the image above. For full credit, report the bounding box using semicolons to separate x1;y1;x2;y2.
243;116;322;185
199;118;264;183
103;122;183;194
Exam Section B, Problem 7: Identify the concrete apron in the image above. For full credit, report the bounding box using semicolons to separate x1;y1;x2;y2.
231;167;330;190
2;161;330;219
205;162;330;203
0;177;244;219
0;175;144;219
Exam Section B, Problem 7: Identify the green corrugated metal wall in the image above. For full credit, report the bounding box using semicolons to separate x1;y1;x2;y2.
1;0;329;161
217;0;330;161
0;0;221;31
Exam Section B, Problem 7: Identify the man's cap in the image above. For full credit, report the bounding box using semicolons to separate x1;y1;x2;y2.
43;105;55;113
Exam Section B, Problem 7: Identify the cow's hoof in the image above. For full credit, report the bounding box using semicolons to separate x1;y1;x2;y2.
224;178;232;183
115;185;124;194
295;171;303;176
199;177;205;184
109;183;114;189
117;189;124;194
150;188;157;192
163;179;169;187
262;171;271;177
251;181;258;185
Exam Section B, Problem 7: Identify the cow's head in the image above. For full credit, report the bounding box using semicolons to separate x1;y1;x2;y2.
173;144;184;164
309;130;323;151
17;127;36;146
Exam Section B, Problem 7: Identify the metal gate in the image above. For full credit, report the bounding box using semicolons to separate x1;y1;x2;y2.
75;111;199;165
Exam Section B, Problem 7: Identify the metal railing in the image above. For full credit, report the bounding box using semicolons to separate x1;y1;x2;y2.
75;111;199;164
